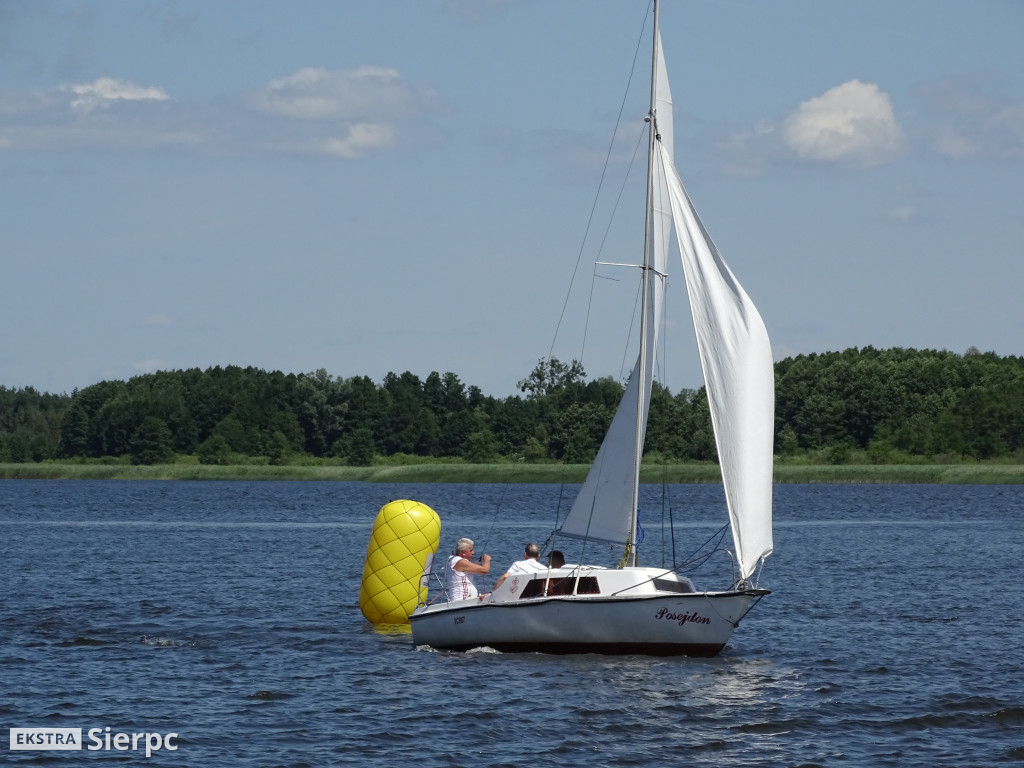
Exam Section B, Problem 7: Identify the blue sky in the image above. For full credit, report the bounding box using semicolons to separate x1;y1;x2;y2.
2;0;1022;398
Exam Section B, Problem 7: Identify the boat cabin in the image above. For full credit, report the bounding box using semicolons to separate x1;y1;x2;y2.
490;566;696;603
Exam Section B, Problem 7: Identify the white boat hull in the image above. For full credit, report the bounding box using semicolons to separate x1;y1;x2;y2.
410;568;767;656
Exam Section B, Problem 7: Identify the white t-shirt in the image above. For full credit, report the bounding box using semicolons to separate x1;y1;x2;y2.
445;555;478;600
507;558;547;575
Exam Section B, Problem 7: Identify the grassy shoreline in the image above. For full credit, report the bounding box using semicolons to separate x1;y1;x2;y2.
1;462;1022;484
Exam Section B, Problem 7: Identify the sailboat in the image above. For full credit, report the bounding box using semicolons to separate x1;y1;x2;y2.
409;0;774;656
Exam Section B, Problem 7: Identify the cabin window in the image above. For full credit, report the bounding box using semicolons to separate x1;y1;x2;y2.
653;578;694;594
519;579;545;599
518;576;601;599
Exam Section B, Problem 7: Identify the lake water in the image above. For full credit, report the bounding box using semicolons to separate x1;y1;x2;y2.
2;480;1022;766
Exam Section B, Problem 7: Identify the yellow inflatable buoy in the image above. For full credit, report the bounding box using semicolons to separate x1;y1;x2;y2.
359;499;441;624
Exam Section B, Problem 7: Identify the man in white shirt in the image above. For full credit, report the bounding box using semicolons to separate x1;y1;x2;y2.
493;543;547;590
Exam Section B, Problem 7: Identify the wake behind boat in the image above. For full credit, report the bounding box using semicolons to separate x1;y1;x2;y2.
410;0;774;656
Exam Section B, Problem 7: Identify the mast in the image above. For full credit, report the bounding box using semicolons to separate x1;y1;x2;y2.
625;0;661;568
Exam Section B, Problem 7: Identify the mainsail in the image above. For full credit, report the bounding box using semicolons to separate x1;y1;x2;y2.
559;28;773;581
558;31;674;549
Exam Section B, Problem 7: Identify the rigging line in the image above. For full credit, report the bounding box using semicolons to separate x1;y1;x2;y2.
732;592;769;626
750;554;768;590
654;270;669;388
605;565;689;597
674;523;730;572
595;124;649;265
478;481;511;558
580;123;649;366
540;476;569;555
546;9;653;363
668;489;677;568
702;592;742;628
620;276;643;384
677;545;728;574
660;463;669;569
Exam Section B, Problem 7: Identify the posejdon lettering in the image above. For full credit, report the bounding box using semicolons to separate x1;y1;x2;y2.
654;607;711;626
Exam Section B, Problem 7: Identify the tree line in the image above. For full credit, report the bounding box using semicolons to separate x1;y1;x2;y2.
1;347;1022;466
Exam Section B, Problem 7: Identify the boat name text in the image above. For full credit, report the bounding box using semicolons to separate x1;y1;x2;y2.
654;608;711;627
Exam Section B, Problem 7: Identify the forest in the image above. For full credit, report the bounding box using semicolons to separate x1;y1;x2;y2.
1;347;1022;467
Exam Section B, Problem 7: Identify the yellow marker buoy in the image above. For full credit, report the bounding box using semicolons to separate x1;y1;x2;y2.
359;499;441;624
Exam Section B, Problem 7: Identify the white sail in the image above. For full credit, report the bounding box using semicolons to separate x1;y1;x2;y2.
557;359;646;545
658;142;774;580
558;31;675;549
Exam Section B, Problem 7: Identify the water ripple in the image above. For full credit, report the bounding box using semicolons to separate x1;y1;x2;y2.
1;481;1021;767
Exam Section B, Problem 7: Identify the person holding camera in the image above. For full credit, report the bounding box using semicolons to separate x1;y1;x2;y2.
445;537;490;601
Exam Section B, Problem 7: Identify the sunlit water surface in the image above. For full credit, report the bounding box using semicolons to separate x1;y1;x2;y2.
2;480;1022;766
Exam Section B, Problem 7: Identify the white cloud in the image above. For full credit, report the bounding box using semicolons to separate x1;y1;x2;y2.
62;77;170;113
931;128;978;160
249;66;434;121
247;66;443;158
321;123;396;158
888;205;916;223
141;313;173;327
783;80;903;166
996;104;1024;159
265;122;398;159
717;120;776;177
915;77;1024;161
1;66;441;158
0;121;201;152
